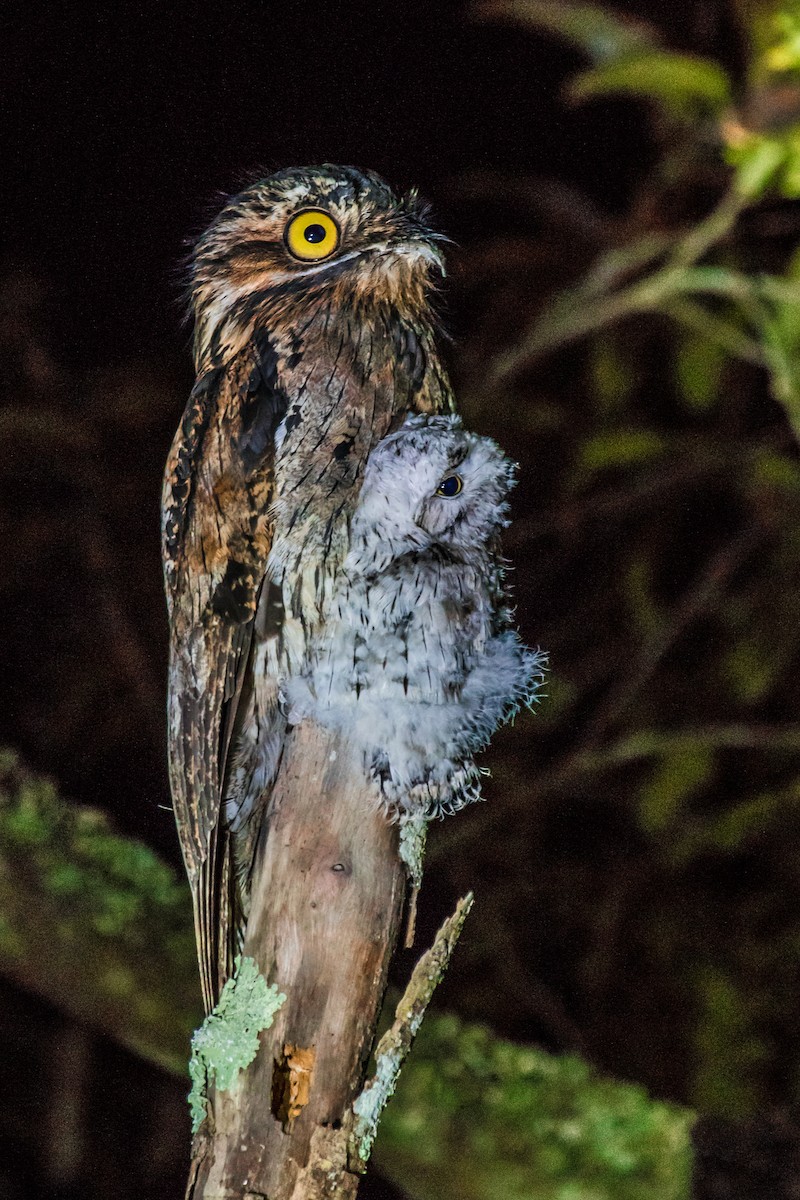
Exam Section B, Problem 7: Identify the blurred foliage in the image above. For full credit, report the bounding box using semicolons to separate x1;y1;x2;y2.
0;269;174;857
381;1016;693;1200
0;754;692;1199
0;750;199;1073
450;0;800;1122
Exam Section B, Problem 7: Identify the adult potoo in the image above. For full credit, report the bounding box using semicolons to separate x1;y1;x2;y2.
161;165;454;1011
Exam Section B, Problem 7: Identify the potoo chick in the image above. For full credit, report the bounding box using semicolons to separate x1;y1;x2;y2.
161;165;454;1011
284;414;547;817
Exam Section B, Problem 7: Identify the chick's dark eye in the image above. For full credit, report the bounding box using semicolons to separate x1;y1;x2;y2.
435;475;463;498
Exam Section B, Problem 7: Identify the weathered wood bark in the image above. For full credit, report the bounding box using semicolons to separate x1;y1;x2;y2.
187;720;407;1200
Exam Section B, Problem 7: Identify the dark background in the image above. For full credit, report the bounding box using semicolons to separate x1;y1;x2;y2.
0;0;703;854
3;0;659;371
4;1;798;1197
1;0;656;866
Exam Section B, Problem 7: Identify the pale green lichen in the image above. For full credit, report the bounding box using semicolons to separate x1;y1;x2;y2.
354;997;431;1160
353;1046;406;1163
188;955;286;1133
398;816;427;889
351;894;473;1167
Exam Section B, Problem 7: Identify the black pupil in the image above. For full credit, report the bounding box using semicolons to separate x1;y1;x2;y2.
439;477;460;497
304;223;327;243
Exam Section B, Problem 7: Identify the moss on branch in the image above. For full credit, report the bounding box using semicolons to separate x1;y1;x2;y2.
0;752;693;1198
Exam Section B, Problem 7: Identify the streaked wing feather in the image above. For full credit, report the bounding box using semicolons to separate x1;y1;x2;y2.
162;347;283;1011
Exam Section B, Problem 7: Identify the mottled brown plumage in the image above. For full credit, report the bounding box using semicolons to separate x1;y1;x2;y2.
162;165;455;1010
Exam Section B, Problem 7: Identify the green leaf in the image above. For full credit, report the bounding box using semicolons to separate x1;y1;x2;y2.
590;336;639;412
780;130;800;197
723;639;780;705
751;448;800;494
753;284;800;430
581;233;673;299
625;556;663;639
704;790;785;855
675;329;726;410
580;430;665;474
637;747;714;837
674;266;757;299
568;51;732;118
728;135;788;199
692;966;769;1117
473;0;657;64
766;7;800;73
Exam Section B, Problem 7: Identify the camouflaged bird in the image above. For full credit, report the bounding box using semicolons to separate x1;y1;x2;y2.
284;413;547;818
161;165;455;1011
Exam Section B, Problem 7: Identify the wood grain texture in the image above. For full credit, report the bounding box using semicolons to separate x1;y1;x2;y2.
187;719;406;1200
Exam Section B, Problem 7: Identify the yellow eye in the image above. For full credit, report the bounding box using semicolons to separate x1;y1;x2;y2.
285;209;340;261
435;475;463;498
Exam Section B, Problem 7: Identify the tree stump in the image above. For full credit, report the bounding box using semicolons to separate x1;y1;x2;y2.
186;720;407;1200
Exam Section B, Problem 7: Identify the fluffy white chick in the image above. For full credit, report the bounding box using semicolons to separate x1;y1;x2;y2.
284;414;546;817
